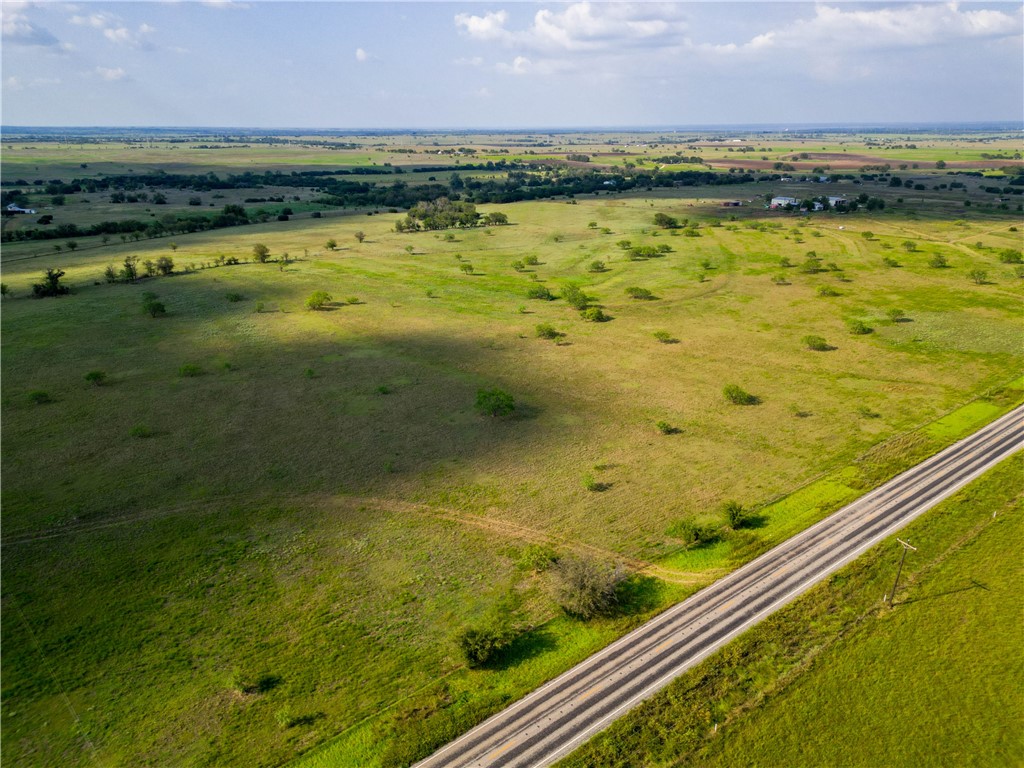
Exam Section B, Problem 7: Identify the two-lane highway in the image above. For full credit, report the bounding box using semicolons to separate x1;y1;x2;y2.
415;404;1024;768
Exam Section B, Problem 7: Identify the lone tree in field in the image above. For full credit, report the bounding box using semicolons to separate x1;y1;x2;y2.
554;557;629;619
653;212;679;229
475;388;515;418
968;269;988;285
325;238;337;250
305;291;332;310
722;500;747;529
156;256;174;276
32;268;70;298
253;243;271;263
354;231;366;243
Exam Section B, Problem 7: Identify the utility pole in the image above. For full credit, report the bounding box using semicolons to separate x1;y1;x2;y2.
884;538;917;606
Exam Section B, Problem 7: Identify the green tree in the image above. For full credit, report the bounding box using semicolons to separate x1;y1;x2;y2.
325;238;337;250
968;269;988;285
253;243;271;263
354;231;366;243
535;323;560;340
653;212;679;229
32;268;70;298
723;384;758;405
305;291;332;310
802;335;831;351
929;254;949;268
84;370;107;386
156;256;174;276
475;388;515;418
722;500;747;529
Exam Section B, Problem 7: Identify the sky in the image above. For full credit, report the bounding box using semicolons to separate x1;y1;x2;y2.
2;1;1022;129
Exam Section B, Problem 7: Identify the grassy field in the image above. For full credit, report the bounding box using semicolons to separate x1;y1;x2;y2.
2;132;1022;767
558;452;1024;768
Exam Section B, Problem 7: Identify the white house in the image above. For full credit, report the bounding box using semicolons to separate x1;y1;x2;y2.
6;203;36;214
769;196;799;209
828;196;848;207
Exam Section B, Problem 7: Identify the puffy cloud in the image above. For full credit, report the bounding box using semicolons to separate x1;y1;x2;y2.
711;3;1022;56
95;66;127;81
355;47;368;63
455;10;510;42
3;8;61;47
71;10;155;48
457;3;687;52
496;55;532;75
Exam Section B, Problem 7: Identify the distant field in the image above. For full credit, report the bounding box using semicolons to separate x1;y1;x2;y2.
2;131;1022;767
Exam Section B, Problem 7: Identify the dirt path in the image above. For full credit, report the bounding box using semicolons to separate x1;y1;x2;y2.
1;492;707;585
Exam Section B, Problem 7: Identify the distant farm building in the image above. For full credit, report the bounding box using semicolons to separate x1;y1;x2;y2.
721;200;742;207
828;196;848;207
6;203;36;214
769;196;799;209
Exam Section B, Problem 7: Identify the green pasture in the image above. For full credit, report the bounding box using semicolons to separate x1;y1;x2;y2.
2;145;1023;767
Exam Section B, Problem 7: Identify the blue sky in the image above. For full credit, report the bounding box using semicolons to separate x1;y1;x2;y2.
3;1;1022;128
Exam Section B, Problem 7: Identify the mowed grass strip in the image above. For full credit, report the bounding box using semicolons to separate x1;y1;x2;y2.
557;453;1024;768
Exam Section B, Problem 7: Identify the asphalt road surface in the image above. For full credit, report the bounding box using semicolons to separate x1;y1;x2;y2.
415;404;1023;768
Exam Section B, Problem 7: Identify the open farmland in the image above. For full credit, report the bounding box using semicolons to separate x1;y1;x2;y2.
2;130;1023;767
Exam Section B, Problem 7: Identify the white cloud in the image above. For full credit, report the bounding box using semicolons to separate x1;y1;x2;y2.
455;10;510;42
95;66;127;81
3;7;61;47
496;56;532;76
477;86;492;99
456;3;687;53
71;10;155;48
710;3;1022;56
355;47;368;63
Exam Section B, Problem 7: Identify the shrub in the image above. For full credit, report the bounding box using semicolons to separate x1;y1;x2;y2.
84;370;107;386
817;286;840;297
475;388;515;418
669;519;712;546
560;283;591;309
653;330;677;344
226;292;244;302
723;500;747;529
511;260;526;272
457;624;518;667
723;384;758;405
28;390;51;405
515;544;558;572
32;268;70;298
779;257;792;268
129;424;153;439
178;364;202;377
886;308;906;323
967;269;988;285
803;335;831;351
459;263;474;274
523;254;539;266
554;557;629;619
655;420;679;435
252;243;271;263
882;256;901;268
527;285;553;301
143;300;166;318
847;319;874;335
625;287;655;300
580;307;610;322
305;291;332;310
535;323;560;340
587;260;606;273
928;254;949;268
998;248;1022;264
653;212;678;229
325;238;337;250
354;230;366;243
155;256;174;276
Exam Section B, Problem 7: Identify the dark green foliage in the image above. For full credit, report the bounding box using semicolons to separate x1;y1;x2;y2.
625;286;656;300
560;283;592;309
653;212;679;229
84;370;107;386
535;323;561;340
803;335;831;351
928;254;949;268
997;248;1022;264
722;500;747;529
668;519;714;546
475;388;515;418
580;307;610;322
526;285;553;300
554;557;629;619
155;256;174;276
817;286;840;297
653;330;678;344
847;319;874;335
28;390;51;405
882;256;901;268
226;293;244;303
459;263;474;275
143;299;166;318
723;384;758;405
587;260;606;273
457;624;519;668
129;424;154;439
886;308;906;323
523;254;539;266
178;364;202;378
967;269;988;285
514;544;558;572
655;421;680;435
31;268;69;298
